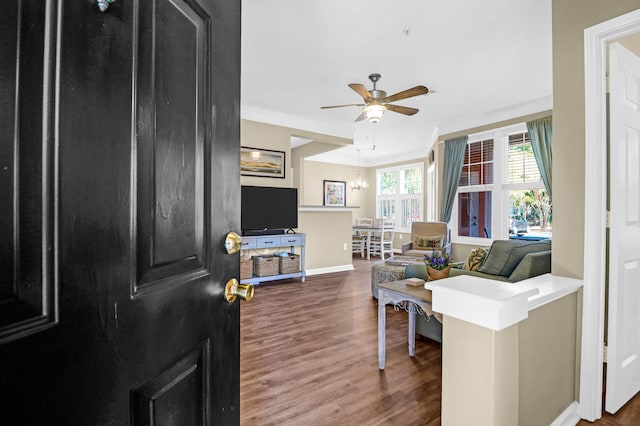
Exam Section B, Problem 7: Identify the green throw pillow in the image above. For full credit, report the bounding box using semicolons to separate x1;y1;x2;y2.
477;240;551;277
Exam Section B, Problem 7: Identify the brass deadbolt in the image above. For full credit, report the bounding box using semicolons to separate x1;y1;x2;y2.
224;231;243;255
224;278;254;303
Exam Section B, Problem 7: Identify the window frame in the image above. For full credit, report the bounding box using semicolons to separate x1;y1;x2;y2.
375;162;424;233
450;123;548;244
426;161;436;222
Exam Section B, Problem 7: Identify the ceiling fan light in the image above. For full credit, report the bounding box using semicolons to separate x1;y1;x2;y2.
364;104;386;123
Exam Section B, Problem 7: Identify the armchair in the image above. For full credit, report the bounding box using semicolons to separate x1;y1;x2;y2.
401;221;451;257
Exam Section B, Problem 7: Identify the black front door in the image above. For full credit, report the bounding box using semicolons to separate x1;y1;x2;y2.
0;0;241;424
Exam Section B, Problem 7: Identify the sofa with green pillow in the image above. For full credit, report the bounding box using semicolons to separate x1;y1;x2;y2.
403;239;551;342
459;239;549;281
406;239;551;283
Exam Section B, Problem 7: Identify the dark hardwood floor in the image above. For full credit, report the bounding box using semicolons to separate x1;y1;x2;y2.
577;364;640;426
240;256;640;425
578;402;640;426
240;257;441;425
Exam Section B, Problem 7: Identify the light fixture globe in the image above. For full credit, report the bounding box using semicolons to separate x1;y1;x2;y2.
350;173;369;191
363;104;386;124
351;149;368;191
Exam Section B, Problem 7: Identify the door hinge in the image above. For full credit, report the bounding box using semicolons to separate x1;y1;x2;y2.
603;345;608;363
606;72;610;93
606;210;610;228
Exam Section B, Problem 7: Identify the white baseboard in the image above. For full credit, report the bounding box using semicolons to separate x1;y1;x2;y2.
305;264;354;276
550;401;580;426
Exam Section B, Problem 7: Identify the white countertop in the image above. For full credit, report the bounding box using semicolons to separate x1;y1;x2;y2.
424;273;583;331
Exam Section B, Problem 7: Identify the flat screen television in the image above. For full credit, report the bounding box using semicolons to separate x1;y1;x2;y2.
241;186;298;235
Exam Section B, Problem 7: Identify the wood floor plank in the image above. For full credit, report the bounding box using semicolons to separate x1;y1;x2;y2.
577;372;640;426
240;257;442;425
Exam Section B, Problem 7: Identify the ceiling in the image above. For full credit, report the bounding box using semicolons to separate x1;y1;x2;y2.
241;0;552;167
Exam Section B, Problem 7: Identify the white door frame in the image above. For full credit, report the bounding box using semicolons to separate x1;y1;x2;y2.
582;9;640;421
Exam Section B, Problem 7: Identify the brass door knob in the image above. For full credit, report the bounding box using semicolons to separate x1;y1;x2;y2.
224;278;254;303
224;231;242;255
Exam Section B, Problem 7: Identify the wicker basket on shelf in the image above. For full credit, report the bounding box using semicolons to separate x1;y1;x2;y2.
279;253;300;274
253;255;279;277
240;256;253;280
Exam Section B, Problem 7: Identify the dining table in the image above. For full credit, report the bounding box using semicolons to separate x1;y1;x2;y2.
352;224;382;260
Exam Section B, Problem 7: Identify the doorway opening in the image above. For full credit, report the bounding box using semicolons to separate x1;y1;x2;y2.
582;9;640;421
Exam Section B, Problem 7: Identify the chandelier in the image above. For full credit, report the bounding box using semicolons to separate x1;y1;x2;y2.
351;150;368;191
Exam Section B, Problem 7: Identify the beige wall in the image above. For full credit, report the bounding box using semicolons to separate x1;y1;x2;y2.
442;317;519;426
438;110;552;142
301;160;375;221
441;293;578;426
241;120;294;188
519;293;578;426
241;119;352;189
298;211;353;270
551;0;640;278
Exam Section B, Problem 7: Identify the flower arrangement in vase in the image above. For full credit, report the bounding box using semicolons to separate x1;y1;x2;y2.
424;249;452;280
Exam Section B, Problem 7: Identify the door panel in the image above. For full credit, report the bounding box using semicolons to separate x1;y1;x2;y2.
0;0;240;424
607;42;640;414
134;0;208;294
131;341;211;425
0;0;58;344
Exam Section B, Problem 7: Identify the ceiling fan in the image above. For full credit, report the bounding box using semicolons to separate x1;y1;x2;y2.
321;73;429;123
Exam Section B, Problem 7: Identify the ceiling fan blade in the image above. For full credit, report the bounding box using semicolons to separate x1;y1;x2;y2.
383;85;429;103
348;83;372;101
354;111;367;122
320;103;365;109
385;104;419;116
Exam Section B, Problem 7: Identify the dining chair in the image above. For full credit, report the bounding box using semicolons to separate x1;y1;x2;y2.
357;217;373;226
352;233;367;257
369;219;395;259
352;217;373;257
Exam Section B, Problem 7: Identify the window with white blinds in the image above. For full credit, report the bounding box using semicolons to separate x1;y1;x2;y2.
508;132;541;184
457;139;494;238
459;139;494;187
451;123;552;242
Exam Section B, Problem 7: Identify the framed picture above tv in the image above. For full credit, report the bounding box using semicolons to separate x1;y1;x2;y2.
240;147;285;178
323;180;346;207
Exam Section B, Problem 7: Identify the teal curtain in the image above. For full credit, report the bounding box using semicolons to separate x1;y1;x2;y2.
439;136;468;223
526;117;553;201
